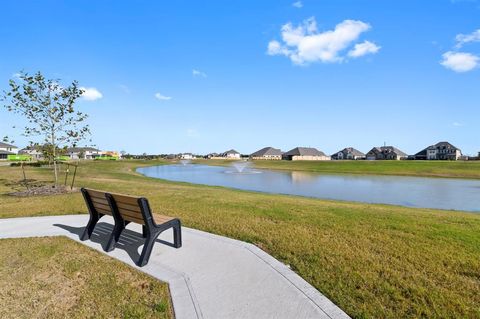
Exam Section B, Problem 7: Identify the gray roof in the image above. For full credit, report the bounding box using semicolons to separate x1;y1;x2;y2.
434;141;460;150
283;147;326;157
221;149;240;155
0;142;17;149
416;141;461;156
332;147;365;157
250;147;282;157
367;146;407;157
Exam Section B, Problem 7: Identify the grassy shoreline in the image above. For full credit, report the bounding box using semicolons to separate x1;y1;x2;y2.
193;159;480;179
1;160;480;318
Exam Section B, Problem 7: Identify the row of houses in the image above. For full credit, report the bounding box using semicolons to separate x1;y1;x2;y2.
200;141;475;161
0;142;119;161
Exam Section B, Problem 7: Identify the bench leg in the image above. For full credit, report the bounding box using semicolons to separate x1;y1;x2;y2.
142;225;147;238
138;231;160;267
80;213;101;241
173;220;182;248
105;221;125;252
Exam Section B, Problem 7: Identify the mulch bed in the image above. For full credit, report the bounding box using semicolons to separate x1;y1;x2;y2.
8;185;79;197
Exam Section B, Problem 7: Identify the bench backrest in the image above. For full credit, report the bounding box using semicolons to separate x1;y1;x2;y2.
82;188;149;225
108;193;147;225
83;189;114;216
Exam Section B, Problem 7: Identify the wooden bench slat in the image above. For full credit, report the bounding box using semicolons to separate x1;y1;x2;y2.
122;214;145;225
90;197;109;206
118;207;143;220
110;193;141;206
115;201;142;213
153;213;174;224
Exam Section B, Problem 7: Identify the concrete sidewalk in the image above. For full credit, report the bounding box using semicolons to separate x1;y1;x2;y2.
0;215;350;319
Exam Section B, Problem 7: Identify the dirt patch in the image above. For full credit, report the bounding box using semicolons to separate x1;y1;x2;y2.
8;185;79;197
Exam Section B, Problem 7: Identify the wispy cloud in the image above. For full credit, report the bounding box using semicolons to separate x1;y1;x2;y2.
154;92;172;101
441;51;479;72
267;17;380;65
192;69;207;78
11;72;21;79
348;40;381;58
452;122;464;127
455;29;480;48
80;87;103;101
292;1;303;8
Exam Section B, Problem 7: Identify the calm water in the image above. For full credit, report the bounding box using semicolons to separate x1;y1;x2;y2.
137;164;480;212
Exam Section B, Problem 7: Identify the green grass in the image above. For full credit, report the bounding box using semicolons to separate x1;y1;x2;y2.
1;160;480;318
195;158;480;179
0;236;172;319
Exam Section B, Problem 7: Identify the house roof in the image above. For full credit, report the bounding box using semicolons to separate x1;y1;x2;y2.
368;146;407;157
221;149;240;155
434;141;460;150
333;147;365;157
416;141;461;156
250;147;282;157
283;147;326;157
0;142;17;149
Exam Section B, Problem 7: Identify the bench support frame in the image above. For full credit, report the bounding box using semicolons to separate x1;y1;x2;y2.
81;188;182;266
80;188;105;241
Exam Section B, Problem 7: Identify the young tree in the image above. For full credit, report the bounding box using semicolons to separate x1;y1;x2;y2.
2;71;90;184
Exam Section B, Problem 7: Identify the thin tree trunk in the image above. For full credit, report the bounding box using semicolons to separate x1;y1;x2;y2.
51;132;58;185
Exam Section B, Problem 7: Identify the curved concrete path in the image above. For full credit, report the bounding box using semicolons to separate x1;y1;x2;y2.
0;215;350;319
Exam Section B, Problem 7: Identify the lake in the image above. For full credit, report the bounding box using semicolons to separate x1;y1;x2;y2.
137;164;480;212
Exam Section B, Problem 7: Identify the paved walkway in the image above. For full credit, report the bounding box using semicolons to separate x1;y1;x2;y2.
0;215;350;319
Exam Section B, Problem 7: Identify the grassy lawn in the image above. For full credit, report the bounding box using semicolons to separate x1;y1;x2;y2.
1;160;480;318
0;236;172;319
195;158;480;179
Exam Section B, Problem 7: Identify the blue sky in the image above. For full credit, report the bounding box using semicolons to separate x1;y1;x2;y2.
1;0;479;155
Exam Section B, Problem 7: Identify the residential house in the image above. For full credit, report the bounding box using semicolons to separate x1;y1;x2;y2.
0;142;18;160
414;141;462;160
366;146;408;160
282;147;330;161
66;147;101;160
180;153;193;160
219;149;241;159
205;153;218;159
250;147;282;160
19;146;44;161
331;147;365;160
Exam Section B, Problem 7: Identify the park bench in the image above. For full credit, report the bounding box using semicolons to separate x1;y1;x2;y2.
80;188;182;266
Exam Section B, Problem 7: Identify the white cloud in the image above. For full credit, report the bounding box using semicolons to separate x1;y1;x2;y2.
267;17;379;65
292;1;303;8
80;87;103;101
192;69;207;78
440;51;479;72
154;92;172;101
348;40;381;58
455;29;480;48
452;122;464;127
11;73;21;79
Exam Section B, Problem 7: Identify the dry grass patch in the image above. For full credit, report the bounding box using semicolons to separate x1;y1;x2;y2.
0;236;172;319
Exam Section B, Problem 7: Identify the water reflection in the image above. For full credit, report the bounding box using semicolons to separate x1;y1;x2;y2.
137;164;480;212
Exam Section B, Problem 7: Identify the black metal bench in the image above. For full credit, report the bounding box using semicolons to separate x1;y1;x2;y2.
80;188;182;266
